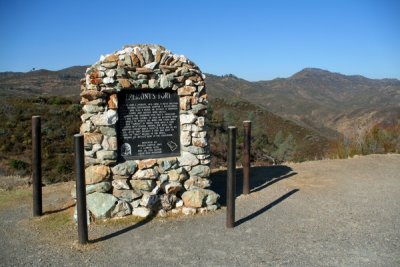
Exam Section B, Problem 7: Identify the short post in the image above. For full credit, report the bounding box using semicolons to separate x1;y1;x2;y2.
74;134;88;244
243;120;251;195
32;116;42;217
226;126;236;228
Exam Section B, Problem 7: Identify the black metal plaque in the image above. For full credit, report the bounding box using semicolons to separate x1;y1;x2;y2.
117;90;181;160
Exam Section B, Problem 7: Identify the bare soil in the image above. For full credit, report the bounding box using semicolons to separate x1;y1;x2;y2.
1;154;399;266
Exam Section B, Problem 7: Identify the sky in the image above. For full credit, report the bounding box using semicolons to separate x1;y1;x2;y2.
0;0;399;81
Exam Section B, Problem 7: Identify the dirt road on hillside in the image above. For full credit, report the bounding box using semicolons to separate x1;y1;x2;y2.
1;154;399;266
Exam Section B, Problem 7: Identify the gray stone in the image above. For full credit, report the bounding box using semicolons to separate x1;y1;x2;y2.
182;207;197;216
175;198;184;208
157;209;167;217
101;136;118;150
189;165;210;178
162;181;182;194
191;131;207;138
112;179;130;190
159;174;169;184
180;131;192;146
111;200;131;217
90;110;118;126
140;193;159;208
180;114;197;124
105;69;116;77
182;145;209;155
100;126;117;136
132;168;159;180
103;77;115;84
86;181;112;195
86;192;118;219
129;179;156;192
144;62;157;69
168;168;188;182
132;207;151;218
191;104;207;114
207;204;219;212
141;47;154;64
113;189;142;202
157;158;178;172
160;74;169;89
101;62;117;68
96;150;117;160
181;189;219;208
178;151;199;166
71;181;112;198
111;161;137;176
160;194;177;211
130;199;140;208
83;105;105;113
192;137;208;148
184;177;211;190
84;144;102;157
148;79;158;88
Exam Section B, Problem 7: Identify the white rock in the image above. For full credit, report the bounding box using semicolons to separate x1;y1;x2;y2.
180;131;192;146
144;62;157;69
182;207;196;216
106;69;116;77
132;207;151;218
191;131;207;138
180;114;197;124
103;77;115;84
112;179;130;190
178;151;199;166
175;199;184;208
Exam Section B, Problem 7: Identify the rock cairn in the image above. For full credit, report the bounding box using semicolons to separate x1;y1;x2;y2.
77;44;219;220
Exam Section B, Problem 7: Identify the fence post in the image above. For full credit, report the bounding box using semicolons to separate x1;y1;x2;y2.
243;120;251;195
74;134;88;244
226;126;237;228
32;116;42;217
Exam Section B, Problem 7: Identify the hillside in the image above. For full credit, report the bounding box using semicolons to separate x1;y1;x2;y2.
207;68;400;139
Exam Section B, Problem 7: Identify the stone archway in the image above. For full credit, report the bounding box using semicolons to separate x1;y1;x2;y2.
79;44;219;219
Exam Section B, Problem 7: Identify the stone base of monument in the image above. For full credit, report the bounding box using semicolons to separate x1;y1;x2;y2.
75;44;219;220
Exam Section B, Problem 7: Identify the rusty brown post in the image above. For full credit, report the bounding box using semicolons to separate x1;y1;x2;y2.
32;116;42;217
243;120;251;195
226;126;236;228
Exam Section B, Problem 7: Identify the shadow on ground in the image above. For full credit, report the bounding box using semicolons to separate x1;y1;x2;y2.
210;165;297;206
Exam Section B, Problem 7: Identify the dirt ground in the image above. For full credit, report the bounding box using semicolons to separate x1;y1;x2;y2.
0;154;399;266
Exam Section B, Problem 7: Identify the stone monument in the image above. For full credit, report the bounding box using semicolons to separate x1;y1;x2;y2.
78;44;219;219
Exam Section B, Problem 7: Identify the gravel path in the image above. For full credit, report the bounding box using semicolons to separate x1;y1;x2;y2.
1;154;399;266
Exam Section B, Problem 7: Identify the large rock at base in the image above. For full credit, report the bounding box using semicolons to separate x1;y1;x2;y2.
181;189;219;208
140;193;159;209
111;161;137;176
86;192;118;219
132;207;151;218
111;200;132;217
85;165;110;185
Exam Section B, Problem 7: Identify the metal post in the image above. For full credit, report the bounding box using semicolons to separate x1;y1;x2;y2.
243;121;251;195
226;126;236;228
32;116;42;217
74;134;88;244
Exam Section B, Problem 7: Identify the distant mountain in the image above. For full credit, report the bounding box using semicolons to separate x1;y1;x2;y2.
1;66;399;139
0;66;87;97
207;68;400;139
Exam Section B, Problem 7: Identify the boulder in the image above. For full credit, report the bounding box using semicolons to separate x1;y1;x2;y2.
132;207;151;218
86;192;118;219
111;200;132;217
85;165;110;185
181;189;219;208
113;189;142;202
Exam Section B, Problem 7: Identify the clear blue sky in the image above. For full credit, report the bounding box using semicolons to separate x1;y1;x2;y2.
0;0;399;81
